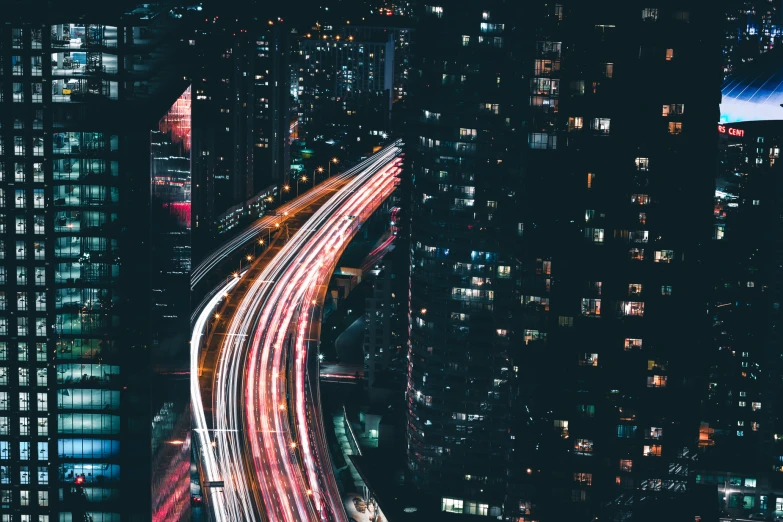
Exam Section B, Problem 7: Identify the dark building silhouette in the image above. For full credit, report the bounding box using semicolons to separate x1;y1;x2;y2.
405;1;723;519
191;7;292;247
404;1;522;516
701;106;783;517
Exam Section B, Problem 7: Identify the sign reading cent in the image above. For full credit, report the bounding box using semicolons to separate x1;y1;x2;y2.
718;125;745;137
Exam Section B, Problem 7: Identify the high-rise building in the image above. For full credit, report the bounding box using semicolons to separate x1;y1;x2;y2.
404;1;521;516
703;117;783;518
723;0;782;79
697;53;783;518
0;3;195;521
343;24;413;108
512;2;722;520
405;1;722;520
191;9;291;244
298;28;396;137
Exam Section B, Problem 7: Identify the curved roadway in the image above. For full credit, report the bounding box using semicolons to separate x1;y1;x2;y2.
191;146;404;291
192;142;402;522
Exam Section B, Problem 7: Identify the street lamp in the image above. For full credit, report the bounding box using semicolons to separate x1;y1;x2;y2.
313;166;324;188
329;157;338;178
297;175;307;196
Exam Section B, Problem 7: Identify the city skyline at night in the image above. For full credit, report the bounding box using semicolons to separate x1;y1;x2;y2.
0;1;781;521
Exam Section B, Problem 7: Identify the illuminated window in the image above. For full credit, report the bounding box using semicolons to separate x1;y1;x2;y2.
629;248;644;260
555;419;569;436
529;132;557;149
481;22;504;33
442;498;463;513
620;459;633;472
585;228;604;244
665;48;674;60
12;56;23;75
523;329;546;344
426;5;444;18
752;402;762;411
635;157;650;171
643;444;662;457
668;122;683;135
522;295;548;310
579;353;599;366
534;59;560;76
654;250;674;263
631;194;650;205
628;284;643;296
462;35;470;46
661;285;672;296
662;103;684;116
649;427;663;439
574;439;594;454
642;8;658;20
603;63;614;78
620;301;645;317
647;375;667;388
590;118;611;134
568;117;584;131
581;298;601;316
587;172;595;188
575;472;592;486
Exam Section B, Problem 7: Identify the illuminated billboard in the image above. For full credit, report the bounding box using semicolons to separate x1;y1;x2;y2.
721;64;783;123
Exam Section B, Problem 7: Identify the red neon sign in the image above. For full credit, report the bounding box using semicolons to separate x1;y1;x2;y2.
718;125;744;137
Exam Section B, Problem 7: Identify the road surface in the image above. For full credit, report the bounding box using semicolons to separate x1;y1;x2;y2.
191;142;402;522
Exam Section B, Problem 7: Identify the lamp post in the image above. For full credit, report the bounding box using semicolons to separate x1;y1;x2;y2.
297;175;307;197
313;166;324;188
283;184;290;201
240;254;252;272
329;157;338;178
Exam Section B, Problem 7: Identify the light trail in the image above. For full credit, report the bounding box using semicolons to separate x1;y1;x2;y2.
190;275;242;522
191;142;403;291
195;142;402;521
